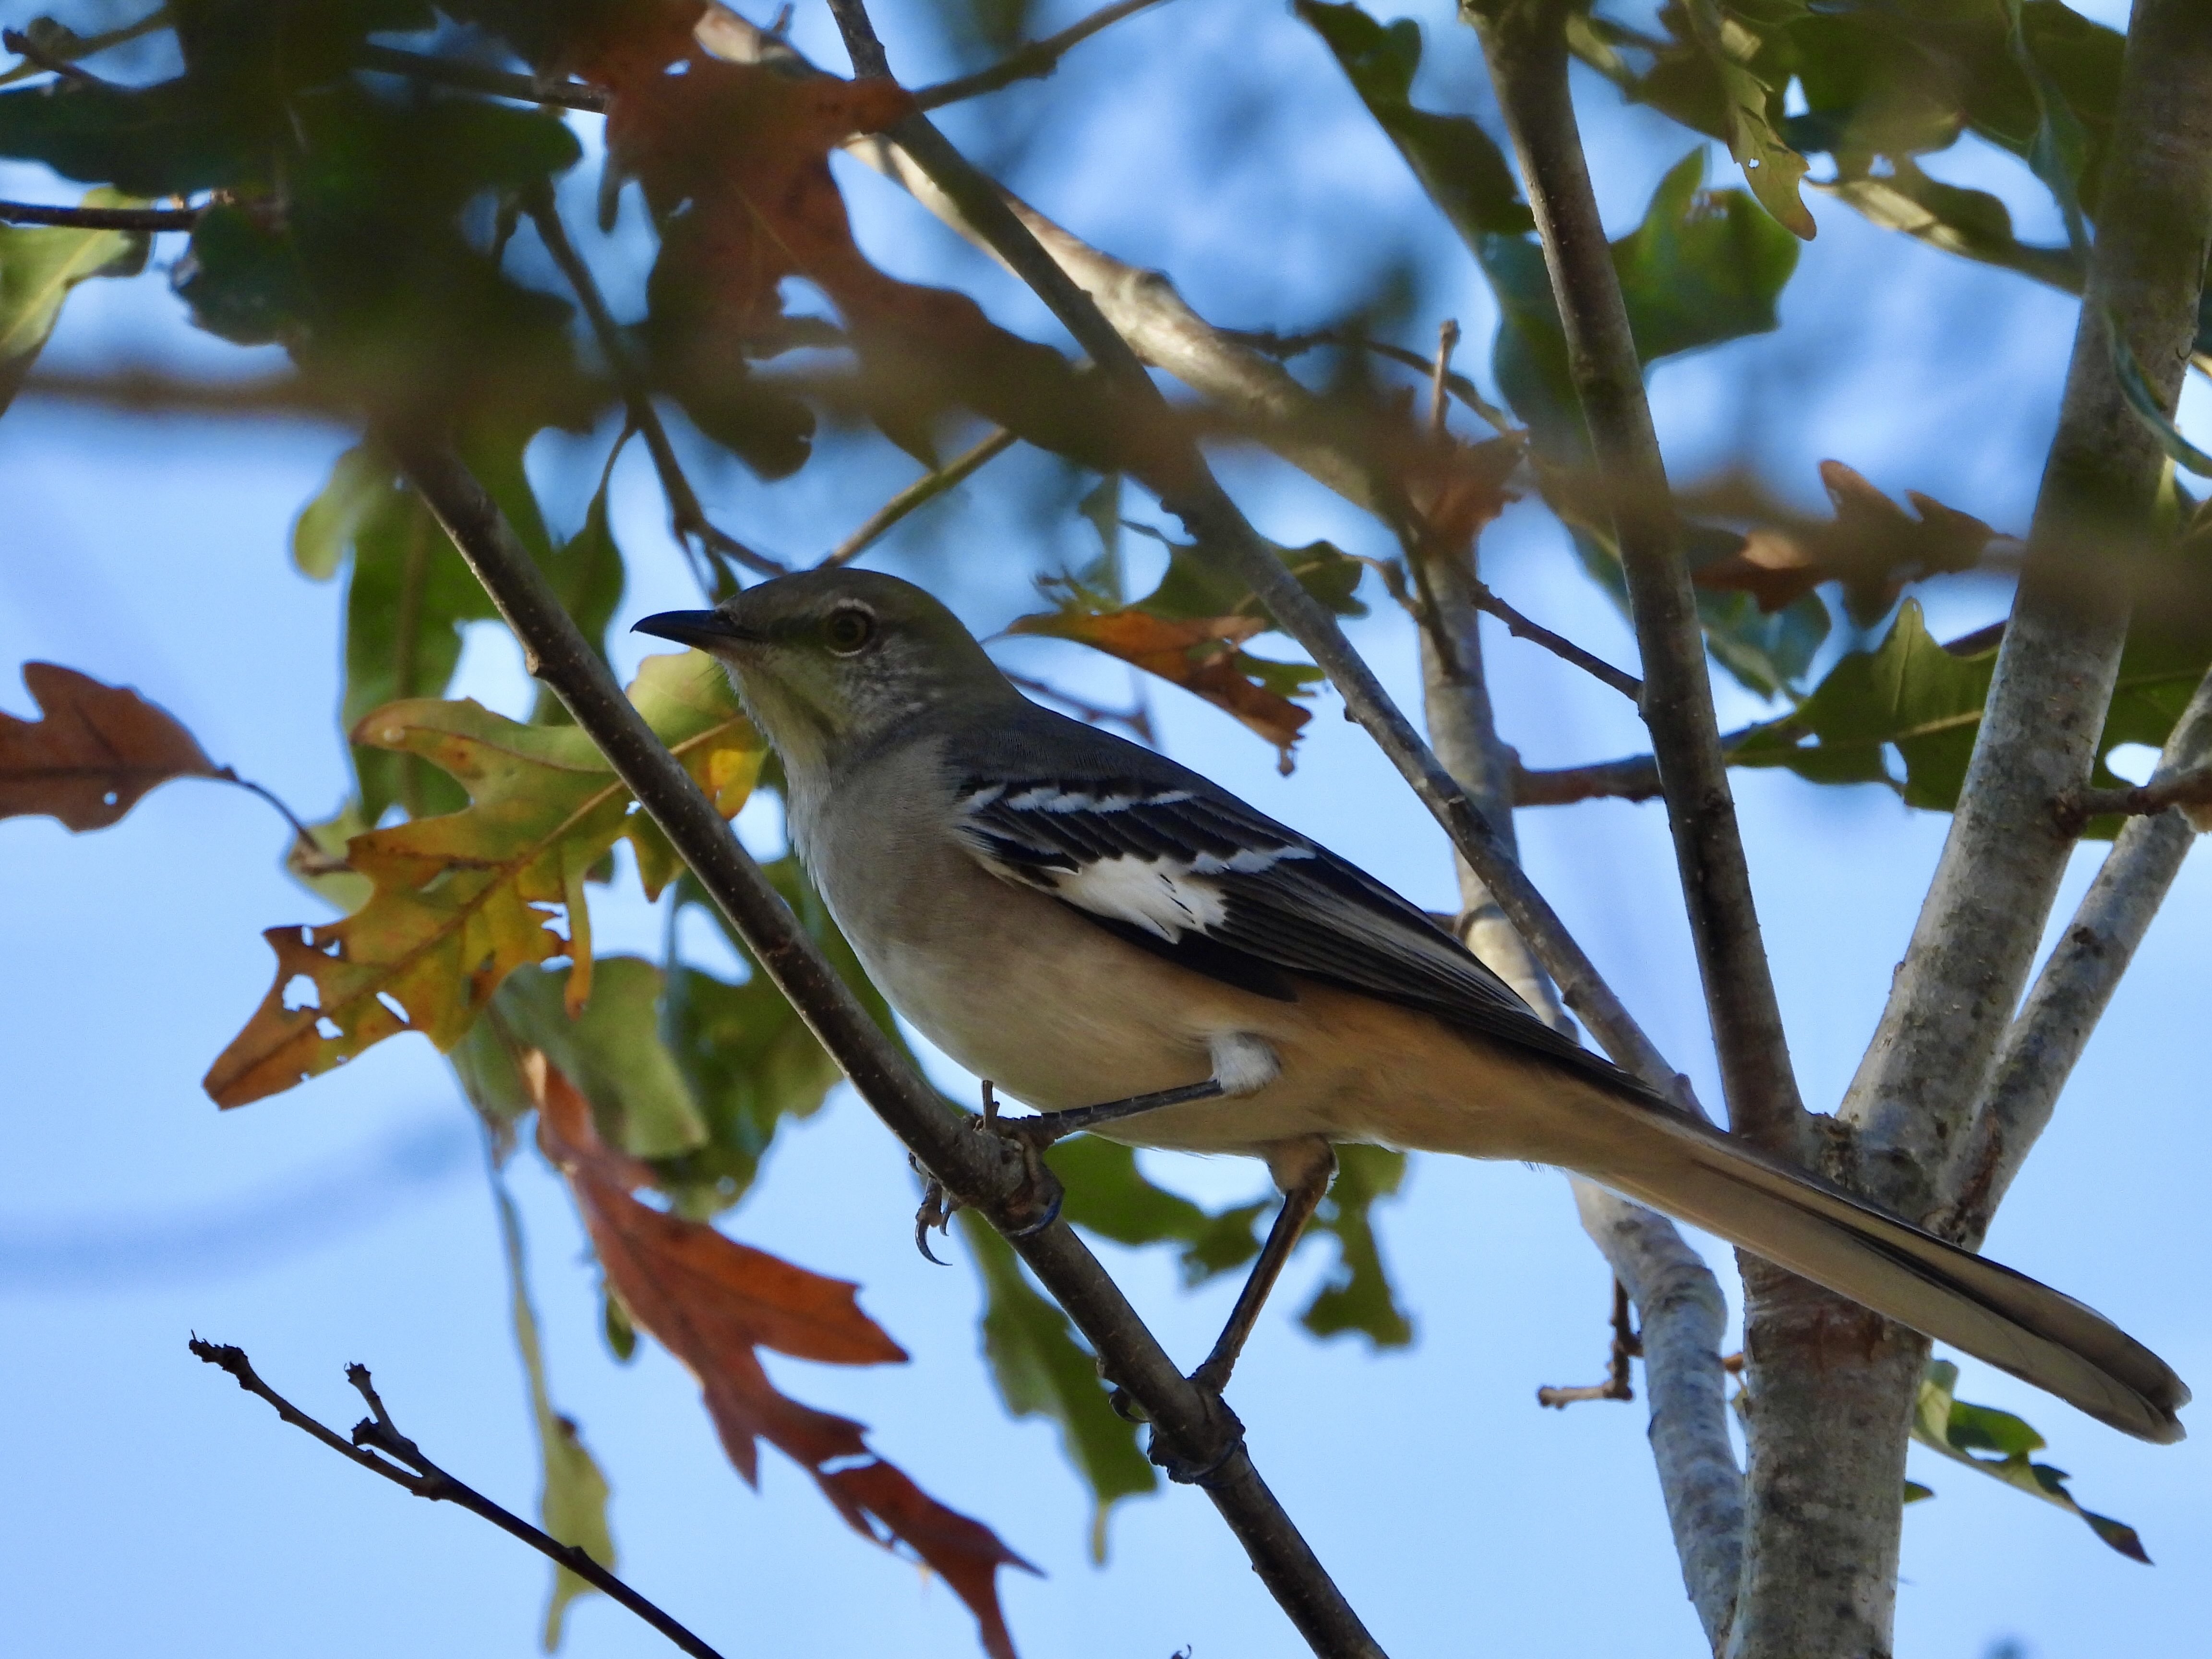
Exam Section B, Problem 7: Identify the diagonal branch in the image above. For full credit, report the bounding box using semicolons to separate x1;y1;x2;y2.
1467;0;1804;1153
821;427;1017;566
524;189;784;588
1940;663;2212;1247
190;1338;728;1659
704;0;1684;1109
389;436;1387;1659
0;198;201;230
912;0;1176;109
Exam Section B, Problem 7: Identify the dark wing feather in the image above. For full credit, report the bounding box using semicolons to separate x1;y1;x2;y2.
943;704;1631;1090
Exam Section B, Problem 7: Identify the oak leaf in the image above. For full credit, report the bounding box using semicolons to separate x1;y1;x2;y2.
204;650;763;1107
0;661;221;830
531;1058;1036;1659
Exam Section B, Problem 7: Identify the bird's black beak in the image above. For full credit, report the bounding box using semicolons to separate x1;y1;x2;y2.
632;609;753;649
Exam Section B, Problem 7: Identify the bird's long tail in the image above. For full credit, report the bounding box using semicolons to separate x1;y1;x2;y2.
1466;1081;2189;1443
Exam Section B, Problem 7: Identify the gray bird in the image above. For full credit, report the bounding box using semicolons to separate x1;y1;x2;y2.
637;568;2188;1443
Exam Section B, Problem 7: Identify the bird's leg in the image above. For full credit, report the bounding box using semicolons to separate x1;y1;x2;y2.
1190;1138;1336;1396
992;1032;1276;1153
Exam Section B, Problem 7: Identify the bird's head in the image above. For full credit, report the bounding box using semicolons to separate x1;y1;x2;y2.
633;569;1013;776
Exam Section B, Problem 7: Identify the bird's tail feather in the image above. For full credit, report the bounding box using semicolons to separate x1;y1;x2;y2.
1463;1085;2188;1443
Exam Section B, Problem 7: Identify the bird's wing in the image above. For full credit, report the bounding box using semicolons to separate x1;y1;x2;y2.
944;722;1616;1081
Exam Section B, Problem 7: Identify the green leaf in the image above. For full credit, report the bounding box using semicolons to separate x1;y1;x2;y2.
1612;150;1801;364
495;957;710;1161
1681;0;1814;239
0;188;149;415
1295;2;1534;243
1814;161;2081;295
489;1168;618;1648
2002;0;2091;257
1911;1360;2149;1563
1045;1137;1267;1284
961;1214;1155;1561
293;444;393;582
1298;1145;1413;1348
1731;599;2212;826
655;857;894;1208
0;79;249;195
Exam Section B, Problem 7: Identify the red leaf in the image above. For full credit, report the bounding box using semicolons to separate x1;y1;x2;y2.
0;662;219;830
819;1458;1042;1659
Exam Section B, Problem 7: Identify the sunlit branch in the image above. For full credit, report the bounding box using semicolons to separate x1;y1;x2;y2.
0;198;200;231
820;427;1018;567
522;189;787;587
1222;324;1514;433
0;5;170;89
190;1339;728;1659
913;0;1177;109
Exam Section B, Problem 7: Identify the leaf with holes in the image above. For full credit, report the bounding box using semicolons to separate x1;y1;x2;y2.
532;1059;1035;1659
1911;1360;2149;1562
204;651;762;1107
0;662;222;830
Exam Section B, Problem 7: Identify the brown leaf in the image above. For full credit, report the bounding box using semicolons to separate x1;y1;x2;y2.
818;1459;1042;1659
1404;432;1525;553
0;662;220;830
1689;460;2005;617
1008;609;1313;763
529;1058;1034;1656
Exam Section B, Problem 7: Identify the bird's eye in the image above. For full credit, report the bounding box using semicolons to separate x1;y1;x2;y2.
822;605;877;655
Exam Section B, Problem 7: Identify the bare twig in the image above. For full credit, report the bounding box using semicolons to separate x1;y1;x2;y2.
354;43;606;111
1469;580;1642;701
0;6;169;89
1221;325;1514;433
0;198;201;231
1471;0;1804;1154
390;438;1386;1659
522;189;785;588
1536;1277;1639;1407
1;25;117;85
798;0;1682;1102
820;428;1018;566
1427;320;1459;439
189;1338;727;1659
913;0;1174;108
2053;764;2212;831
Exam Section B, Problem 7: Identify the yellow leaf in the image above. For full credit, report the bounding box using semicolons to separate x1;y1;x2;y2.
204;650;761;1107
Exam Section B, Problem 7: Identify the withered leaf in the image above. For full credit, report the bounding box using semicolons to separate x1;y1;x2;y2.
531;1059;1035;1657
0;662;221;830
205;651;762;1107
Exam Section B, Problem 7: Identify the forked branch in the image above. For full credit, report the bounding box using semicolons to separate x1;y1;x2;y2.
190;1338;728;1659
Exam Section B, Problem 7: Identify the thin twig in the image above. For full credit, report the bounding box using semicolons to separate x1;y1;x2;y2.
1428;320;1459;439
1537;1277;1640;1407
391;436;1386;1659
522;188;785;588
0;198;201;231
1;25;117;85
913;0;1174;108
1471;0;1805;1152
1222;325;1514;433
2053;764;2212;832
1470;580;1642;701
819;427;1018;566
354;43;606;111
0;6;169;89
189;1338;728;1659
1003;670;1156;743
812;0;1682;1112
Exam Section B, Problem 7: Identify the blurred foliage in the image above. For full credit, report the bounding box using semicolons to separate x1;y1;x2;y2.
1;0;2196;1647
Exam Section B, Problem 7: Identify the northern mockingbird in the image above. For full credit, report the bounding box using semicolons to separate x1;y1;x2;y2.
637;569;2188;1443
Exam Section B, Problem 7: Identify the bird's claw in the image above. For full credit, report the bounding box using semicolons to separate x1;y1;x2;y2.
912;1154;961;1264
973;1080;1066;1238
1145;1381;1245;1487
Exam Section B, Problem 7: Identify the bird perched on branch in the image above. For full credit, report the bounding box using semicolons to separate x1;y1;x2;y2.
637;568;2188;1445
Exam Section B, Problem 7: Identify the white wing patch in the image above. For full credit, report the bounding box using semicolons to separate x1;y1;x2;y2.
1052;854;1228;940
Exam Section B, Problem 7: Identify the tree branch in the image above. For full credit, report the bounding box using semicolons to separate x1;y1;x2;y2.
389;436;1386;1659
522;189;785;585
190;1338;728;1659
911;0;1174;109
1413;418;1740;1650
0;5;169;90
2053;764;2212;832
1469;0;1804;1153
1940;664;2212;1246
820;427;1017;566
703;0;1686;1117
0;198;200;230
354;43;607;111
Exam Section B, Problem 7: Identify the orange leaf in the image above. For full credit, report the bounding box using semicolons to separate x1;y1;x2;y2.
0;662;220;830
529;1058;1034;1656
819;1459;1042;1659
1010;608;1314;762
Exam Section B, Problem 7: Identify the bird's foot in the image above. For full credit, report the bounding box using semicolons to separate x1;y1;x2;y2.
988;1077;1226;1154
911;1156;962;1265
972;1082;1064;1239
1144;1382;1245;1487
